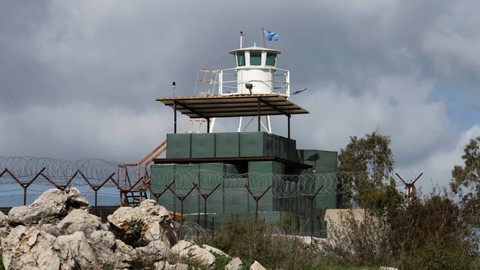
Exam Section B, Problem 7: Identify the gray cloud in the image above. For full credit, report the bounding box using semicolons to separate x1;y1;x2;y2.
2;1;480;192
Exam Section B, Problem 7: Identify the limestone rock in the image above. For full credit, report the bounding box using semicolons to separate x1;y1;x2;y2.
89;230;118;265
57;208;102;236
203;244;230;258
2;225;61;270
250;260;266;270
54;231;97;269
114;239;134;269
8;188;89;226
0;210;10;247
171;240;216;268
171;240;194;253
225;257;243;270
40;223;61;237
132;239;170;259
107;199;176;247
1;189;238;270
115;238;134;254
0;210;8;227
154;261;189;270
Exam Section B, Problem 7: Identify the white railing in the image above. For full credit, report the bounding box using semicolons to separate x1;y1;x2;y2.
196;68;290;97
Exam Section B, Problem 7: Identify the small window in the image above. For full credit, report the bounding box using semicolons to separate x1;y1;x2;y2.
266;52;276;66
250;52;261;65
237;52;245;66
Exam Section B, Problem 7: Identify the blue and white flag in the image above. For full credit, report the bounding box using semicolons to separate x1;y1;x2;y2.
264;29;279;41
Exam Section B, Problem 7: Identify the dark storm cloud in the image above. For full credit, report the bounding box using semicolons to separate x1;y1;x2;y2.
0;1;53;111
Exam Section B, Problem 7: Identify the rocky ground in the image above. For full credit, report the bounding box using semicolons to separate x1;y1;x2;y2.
0;188;265;270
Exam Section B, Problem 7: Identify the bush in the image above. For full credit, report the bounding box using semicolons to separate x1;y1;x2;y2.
200;217;321;269
324;193;480;269
399;233;477;270
194;193;479;269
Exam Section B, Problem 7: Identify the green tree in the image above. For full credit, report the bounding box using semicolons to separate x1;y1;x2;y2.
451;136;480;195
337;131;396;209
451;136;480;225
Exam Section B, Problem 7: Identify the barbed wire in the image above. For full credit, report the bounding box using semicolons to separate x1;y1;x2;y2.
150;169;407;198
0;156;413;207
0;156;119;186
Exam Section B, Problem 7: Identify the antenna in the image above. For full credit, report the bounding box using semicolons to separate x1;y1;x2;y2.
292;88;307;95
240;31;244;48
171;81;176;98
396;172;423;203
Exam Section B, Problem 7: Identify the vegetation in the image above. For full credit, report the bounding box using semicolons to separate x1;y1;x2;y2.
451;136;480;195
451;136;480;225
194;130;480;269
198;217;321;269
337;131;396;209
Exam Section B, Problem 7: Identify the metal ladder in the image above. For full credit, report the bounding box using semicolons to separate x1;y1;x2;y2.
117;140;167;206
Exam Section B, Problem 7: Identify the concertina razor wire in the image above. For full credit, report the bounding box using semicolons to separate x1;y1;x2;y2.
1;156;409;204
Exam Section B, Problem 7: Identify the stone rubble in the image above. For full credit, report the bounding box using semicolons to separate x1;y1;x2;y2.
0;188;266;270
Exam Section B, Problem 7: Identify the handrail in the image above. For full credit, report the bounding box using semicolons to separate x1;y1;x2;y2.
117;140;167;191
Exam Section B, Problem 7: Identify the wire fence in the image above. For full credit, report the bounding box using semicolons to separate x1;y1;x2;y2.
0;156;413;207
0;156;417;238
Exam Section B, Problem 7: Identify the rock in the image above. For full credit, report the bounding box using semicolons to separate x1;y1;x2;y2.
0;210;8;227
115;238;134;254
203;244;230;258
225;257;243;270
107;199;176;247
154;261;168;270
39;223;61;237
250;260;266;270
131;240;170;262
89;230;118;265
171;240;194;253
157;262;188;270
171;240;216;268
114;239;135;269
2;225;61;270
380;267;399;270
154;261;189;270
0;210;10;247
8;188;89;226
1;189;238;270
57;208;102;236
170;262;189;270
54;231;97;269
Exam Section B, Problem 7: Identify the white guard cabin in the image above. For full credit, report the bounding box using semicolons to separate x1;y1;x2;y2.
195;34;291;133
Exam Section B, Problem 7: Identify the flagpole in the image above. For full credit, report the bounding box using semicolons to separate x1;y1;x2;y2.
261;28;266;47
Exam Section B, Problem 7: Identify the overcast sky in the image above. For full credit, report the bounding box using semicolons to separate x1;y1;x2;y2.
2;0;480;193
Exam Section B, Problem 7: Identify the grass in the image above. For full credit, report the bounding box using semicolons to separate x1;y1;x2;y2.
0;251;4;270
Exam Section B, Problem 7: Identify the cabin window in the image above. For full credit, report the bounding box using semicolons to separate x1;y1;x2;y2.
237;53;245;66
266;52;276;66
250;52;261;65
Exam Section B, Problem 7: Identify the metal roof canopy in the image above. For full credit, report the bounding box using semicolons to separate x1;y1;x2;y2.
156;94;309;138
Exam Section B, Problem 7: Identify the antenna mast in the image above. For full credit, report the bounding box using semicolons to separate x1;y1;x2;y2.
240;31;244;48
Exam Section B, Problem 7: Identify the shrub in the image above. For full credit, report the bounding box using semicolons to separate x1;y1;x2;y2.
201;217;321;269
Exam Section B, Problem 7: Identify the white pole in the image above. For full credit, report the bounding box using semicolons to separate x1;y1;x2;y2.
209;118;216;133
240;31;244;48
267;116;272;133
237;117;243;132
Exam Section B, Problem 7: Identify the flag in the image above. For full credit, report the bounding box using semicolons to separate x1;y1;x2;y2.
264;29;279;41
